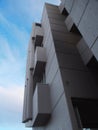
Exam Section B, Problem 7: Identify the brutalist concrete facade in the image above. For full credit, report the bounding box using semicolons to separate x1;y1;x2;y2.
22;1;98;130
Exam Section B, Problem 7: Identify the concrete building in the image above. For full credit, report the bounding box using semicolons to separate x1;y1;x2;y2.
22;1;98;130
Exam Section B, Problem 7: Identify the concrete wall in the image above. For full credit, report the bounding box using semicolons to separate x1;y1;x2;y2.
23;1;98;130
61;0;98;61
41;3;98;130
41;3;80;130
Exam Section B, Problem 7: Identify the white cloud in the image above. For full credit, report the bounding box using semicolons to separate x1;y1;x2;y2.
0;35;15;62
0;13;28;87
0;85;24;126
0;0;60;129
0;85;24;112
0;35;25;87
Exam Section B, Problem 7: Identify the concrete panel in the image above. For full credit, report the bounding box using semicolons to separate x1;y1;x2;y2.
57;52;87;71
50;23;68;33
45;4;65;21
61;69;98;99
45;3;58;11
77;38;89;54
46;7;60;14
45;40;55;76
52;30;81;44
49;17;66;26
50;70;64;110
42;21;50;40
45;94;73;130
79;0;98;47
44;31;53;55
65;15;74;31
43;27;50;46
91;38;98;61
70;0;89;25
48;13;65;21
77;38;93;64
46;54;59;84
54;40;78;55
32;84;51;127
42;6;50;36
64;0;74;13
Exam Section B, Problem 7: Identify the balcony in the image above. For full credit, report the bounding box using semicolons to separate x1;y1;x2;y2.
32;23;43;48
32;83;51;127
33;47;46;77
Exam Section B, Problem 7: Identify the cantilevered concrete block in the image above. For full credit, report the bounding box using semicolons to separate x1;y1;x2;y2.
32;83;51;127
33;47;47;77
32;23;44;48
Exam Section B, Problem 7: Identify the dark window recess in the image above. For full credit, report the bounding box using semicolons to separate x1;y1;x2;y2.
72;98;98;129
62;8;68;16
32;35;43;51
32;37;35;41
35;23;41;27
34;42;43;52
33;76;42;94
70;24;81;35
87;56;98;85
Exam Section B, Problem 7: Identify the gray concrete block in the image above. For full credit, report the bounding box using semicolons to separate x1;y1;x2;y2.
32;84;51;127
45;3;58;11
52;30;81;45
49;70;64;110
44;31;53;56
64;0;74;13
70;0;89;25
50;23;68;33
79;0;98;47
45;94;73;130
48;13;65;21
57;52;87;71
54;40;79;55
49;17;66;26
46;7;60;14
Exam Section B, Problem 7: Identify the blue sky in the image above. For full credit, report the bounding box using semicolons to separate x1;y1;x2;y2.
0;0;60;130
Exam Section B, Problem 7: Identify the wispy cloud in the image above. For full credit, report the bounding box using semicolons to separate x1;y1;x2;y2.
0;85;23;124
0;12;29;87
0;0;60;129
0;85;28;130
0;12;29;52
0;0;60;31
0;85;24;112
